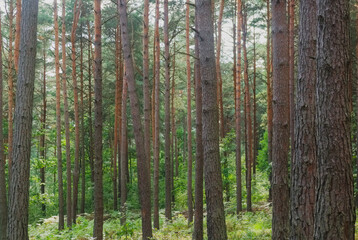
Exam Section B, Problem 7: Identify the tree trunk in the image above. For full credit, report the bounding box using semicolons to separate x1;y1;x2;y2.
356;2;358;208
314;0;355;238
185;0;193;224
289;0;316;238
196;0;227;239
153;0;161;229
71;0;82;224
288;0;295;168
235;0;242;214
242;9;252;212
164;0;172;221
193;7;203;239
253;30;257;175
14;0;21;72
53;0;64;229
80;31;86;214
0;13;7;240
120;77;128;224
118;0;153;238
40;42;47;216
271;0;290;238
7;0;39;238
87;21;94;183
8;0;14;178
62;0;72;228
93;0;103;238
143;0;151;176
216;0;225;139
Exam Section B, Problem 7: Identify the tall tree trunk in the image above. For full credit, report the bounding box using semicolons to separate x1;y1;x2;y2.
80;31;86;214
271;0;290;238
253;30;257;175
266;0;273;202
71;0;82;224
172;46;179;178
118;0;153;238
196;0;227;239
93;0;103;238
314;0;355;238
288;0;295;167
14;0;21;71
185;0;193;224
242;8;252;212
290;0;316;238
62;0;72;228
143;0;151;176
7;0;39;238
216;0;225;139
40;43;47;216
193;7;203;239
356;1;358;208
235;0;242;214
0;13;7;240
164;0;172;221
153;0;161;229
87;21;94;183
120;77;128;224
8;0;14;178
53;0;64;229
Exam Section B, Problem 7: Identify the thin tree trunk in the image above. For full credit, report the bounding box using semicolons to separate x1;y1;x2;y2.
87;22;94;183
14;0;21;71
196;0;227;239
242;9;252;212
235;0;242;213
7;0;39;238
290;0;316;238
193;7;203;238
143;0;151;176
71;0;82;224
314;0;355;238
8;0;14;178
118;0;153;238
0;13;7;240
185;0;193;224
164;0;172;221
53;0;64;229
153;0;161;229
271;0;290;238
40;43;47;216
120;77;128;225
253;30;257;175
93;0;103;238
216;0;225;139
62;0;72;229
80;31;86;214
172;45;179;178
117;28;123;199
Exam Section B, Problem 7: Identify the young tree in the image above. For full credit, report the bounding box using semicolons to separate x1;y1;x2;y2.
71;0;82;223
7;0;39;238
185;0;193;224
93;0;104;238
196;0;227;239
271;0;290;238
235;0;242;213
290;0;316;238
164;0;172;221
53;0;64;230
0;13;7;240
118;0;153;238
62;0;72;228
314;0;355;238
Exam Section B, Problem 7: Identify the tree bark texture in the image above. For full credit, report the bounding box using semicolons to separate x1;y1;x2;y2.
120;78;128;225
14;0;21;71
7;0;39;238
8;0;14;178
196;0;227;239
289;0;316;238
314;0;355;238
271;0;290;238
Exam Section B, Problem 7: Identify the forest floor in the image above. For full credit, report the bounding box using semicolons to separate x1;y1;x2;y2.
29;201;272;239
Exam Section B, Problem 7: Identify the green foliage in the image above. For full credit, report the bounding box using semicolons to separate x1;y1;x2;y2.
257;130;270;172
